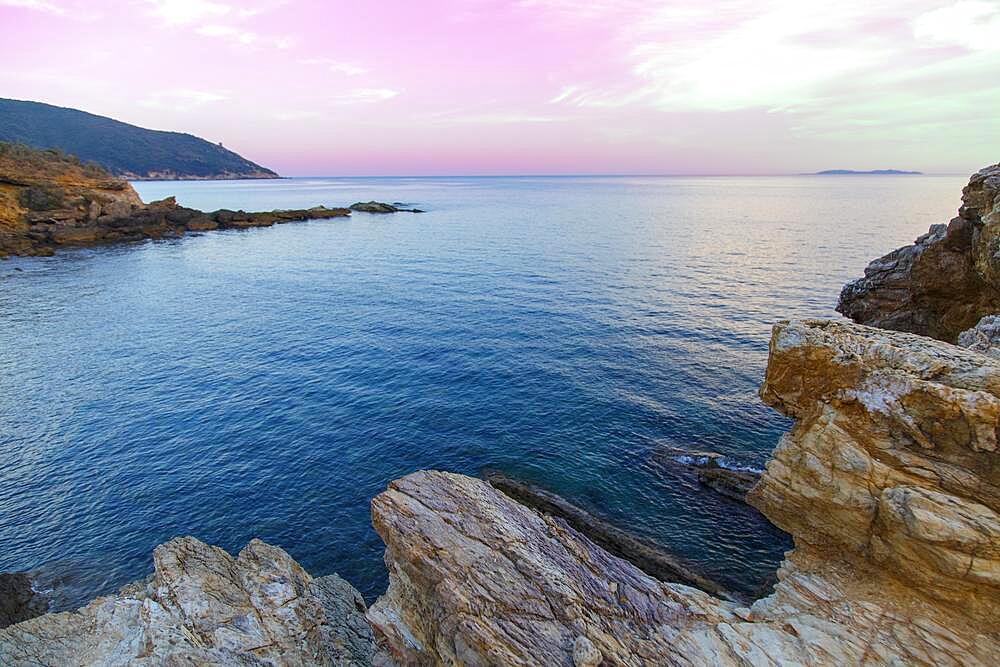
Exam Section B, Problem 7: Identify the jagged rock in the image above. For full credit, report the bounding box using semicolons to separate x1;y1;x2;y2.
0;537;374;666
0;573;46;629
837;162;1000;342
367;320;1000;666
957;314;1000;358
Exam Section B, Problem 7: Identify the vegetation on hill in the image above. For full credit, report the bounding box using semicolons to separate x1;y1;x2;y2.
0;98;278;180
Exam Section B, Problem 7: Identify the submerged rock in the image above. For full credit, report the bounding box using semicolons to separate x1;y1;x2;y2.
0;537;374;666
695;467;760;502
0;572;46;629
837;162;1000;342
367;320;1000;665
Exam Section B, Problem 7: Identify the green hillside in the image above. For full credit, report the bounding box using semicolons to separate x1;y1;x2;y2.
0;98;278;180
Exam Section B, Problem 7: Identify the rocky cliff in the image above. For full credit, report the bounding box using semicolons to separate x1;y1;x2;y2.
0;537;374;665
837;163;1000;342
365;319;1000;665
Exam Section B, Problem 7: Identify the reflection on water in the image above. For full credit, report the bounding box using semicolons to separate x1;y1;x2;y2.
0;174;966;606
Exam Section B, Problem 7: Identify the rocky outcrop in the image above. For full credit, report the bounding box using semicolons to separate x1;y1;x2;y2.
696;467;760;502
0;573;46;629
0;537;374;666
366;319;1000;666
837;162;1000;342
349;201;424;214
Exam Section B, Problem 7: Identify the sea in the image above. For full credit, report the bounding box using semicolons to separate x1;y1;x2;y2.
0;174;967;608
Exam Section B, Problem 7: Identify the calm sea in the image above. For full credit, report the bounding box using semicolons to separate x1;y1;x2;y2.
0;175;966;608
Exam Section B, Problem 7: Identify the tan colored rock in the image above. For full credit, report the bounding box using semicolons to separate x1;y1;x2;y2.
368;319;1000;666
0;537;374;666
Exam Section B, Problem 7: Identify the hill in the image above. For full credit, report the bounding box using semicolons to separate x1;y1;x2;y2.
813;169;923;175
0;98;278;180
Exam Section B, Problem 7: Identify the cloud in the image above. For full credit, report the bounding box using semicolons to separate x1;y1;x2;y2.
139;89;228;111
913;1;1000;51
196;23;257;44
330;88;400;104
300;58;368;76
145;0;231;26
0;0;64;14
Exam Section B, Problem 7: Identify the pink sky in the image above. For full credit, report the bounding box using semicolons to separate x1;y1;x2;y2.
1;0;998;175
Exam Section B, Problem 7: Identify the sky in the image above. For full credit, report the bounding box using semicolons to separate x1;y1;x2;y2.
0;0;998;176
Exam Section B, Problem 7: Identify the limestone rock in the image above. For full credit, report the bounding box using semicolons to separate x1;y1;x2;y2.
368;320;1000;666
0;537;374;666
837;162;1000;342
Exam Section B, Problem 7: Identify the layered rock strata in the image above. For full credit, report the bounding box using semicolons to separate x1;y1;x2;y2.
366;319;1000;666
0;537;374;666
837;162;1000;341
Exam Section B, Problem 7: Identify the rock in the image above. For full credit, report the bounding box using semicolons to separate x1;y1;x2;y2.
957;314;1000;358
483;470;732;598
837;161;1000;342
349;201;422;214
367;320;1000;666
0;572;46;629
0;536;374;666
0;143;355;256
696;467;760;502
350;201;399;213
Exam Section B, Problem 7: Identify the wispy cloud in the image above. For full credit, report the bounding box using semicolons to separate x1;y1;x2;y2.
913;1;1000;51
0;0;64;14
196;23;256;44
139;88;228;111
330;88;400;104
145;0;230;26
300;58;368;76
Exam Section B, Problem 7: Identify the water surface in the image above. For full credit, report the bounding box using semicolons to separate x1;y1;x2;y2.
0;175;966;606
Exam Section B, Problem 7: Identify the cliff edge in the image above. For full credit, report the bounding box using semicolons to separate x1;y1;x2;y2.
837;163;1000;342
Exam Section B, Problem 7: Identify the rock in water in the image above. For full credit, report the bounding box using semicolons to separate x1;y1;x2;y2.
837;162;1000;342
0;537;374;666
349;201;423;213
696;467;759;502
0;572;46;629
367;319;1000;666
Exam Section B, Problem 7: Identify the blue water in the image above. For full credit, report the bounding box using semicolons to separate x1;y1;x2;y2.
0;175;966;608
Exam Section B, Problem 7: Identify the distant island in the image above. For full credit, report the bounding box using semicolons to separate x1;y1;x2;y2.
0;98;278;181
811;169;923;175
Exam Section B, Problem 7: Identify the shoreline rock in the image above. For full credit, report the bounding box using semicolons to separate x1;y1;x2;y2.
1;145;425;258
483;469;736;600
365;320;1000;665
837;162;1000;342
0;573;47;630
0;537;374;666
349;201;424;214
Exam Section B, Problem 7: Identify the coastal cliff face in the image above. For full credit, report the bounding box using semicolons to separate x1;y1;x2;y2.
0;143;144;256
0;537;374;666
365;320;1000;665
837;163;1000;342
